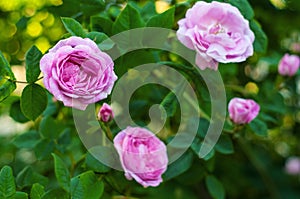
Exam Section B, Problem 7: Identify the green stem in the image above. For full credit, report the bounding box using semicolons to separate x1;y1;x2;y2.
237;138;280;199
4;76;44;84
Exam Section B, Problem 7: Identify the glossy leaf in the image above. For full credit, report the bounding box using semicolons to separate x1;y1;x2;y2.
250;19;268;54
9;100;29;123
0;166;16;199
61;17;86;37
163;150;193;181
0;51;16;102
249;118;268;136
71;171;104;199
30;183;45;199
112;3;145;34
146;6;175;28
205;175;225;199
20;84;47;121
16;166;48;188
25;45;42;83
86;32;115;51
52;153;70;193
215;135;234;154
13;130;40;149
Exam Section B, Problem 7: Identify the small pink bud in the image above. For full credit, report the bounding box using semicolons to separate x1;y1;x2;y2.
228;97;260;124
98;103;114;122
285;157;300;175
278;53;300;76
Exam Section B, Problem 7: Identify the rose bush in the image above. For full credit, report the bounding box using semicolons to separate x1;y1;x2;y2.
0;0;300;199
177;1;254;70
113;126;168;188
40;36;117;110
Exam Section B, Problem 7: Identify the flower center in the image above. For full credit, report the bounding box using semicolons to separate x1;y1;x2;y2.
209;23;225;35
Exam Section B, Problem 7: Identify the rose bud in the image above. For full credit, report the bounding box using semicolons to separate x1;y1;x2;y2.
98;103;114;122
228;97;260;124
278;53;300;76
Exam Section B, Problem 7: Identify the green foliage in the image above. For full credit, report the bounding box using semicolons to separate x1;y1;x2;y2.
61;17;87;37
0;166;16;199
146;6;175;28
250;20;268;54
112;3;145;34
0;0;300;198
0;51;16;102
52;153;70;193
70;171;104;199
25;46;42;83
20;84;47;121
205;175;225;199
30;183;45;199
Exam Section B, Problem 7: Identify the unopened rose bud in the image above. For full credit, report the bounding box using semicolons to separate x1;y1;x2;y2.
98;103;114;122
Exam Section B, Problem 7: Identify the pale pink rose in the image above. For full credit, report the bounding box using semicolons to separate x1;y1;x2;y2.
177;1;254;70
285;157;300;175
278;53;300;76
113;126;168;188
40;36;117;110
228;98;260;124
98;103;114;122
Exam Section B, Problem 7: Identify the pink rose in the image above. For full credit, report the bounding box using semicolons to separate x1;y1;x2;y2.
40;36;117;110
177;1;254;70
285;157;300;175
113;126;168;187
278;53;300;76
228;97;260;124
98;103;114;122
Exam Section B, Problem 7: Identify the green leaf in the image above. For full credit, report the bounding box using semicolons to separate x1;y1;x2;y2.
39;116;64;139
20;84;47;121
14;192;28;199
41;188;69;199
249;118;268;136
9;100;29;123
13;130;40;149
85;148;111;173
0;166;16;199
146;6;175;28
80;0;105;16
52;153;70;193
163;150;193;181
30;183;45;199
61;17;86;37
71;171;104;199
0;51;16;102
250;20;268;54
90;16;113;35
16;167;48;188
112;3;145;34
25;45;42;83
205;175;225;199
86;32;115;51
34;139;55;160
225;0;254;20
215;135;234;154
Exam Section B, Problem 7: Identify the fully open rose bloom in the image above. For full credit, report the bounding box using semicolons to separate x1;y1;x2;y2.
278;53;300;76
177;1;254;70
228;97;260;124
40;36;117;110
114;126;168;187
